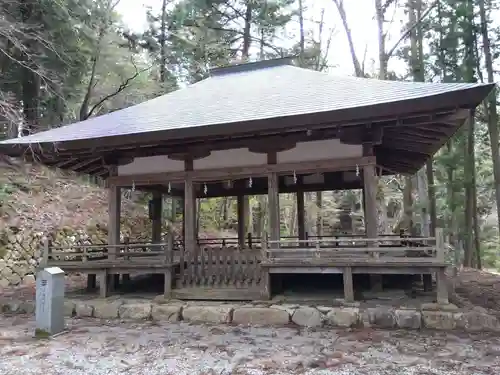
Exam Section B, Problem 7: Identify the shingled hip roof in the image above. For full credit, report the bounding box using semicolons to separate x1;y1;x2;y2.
0;59;494;150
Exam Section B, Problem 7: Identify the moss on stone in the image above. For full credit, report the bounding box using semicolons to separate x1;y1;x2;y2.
34;328;51;339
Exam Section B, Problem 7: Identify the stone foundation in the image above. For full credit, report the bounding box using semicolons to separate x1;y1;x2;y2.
1;297;500;333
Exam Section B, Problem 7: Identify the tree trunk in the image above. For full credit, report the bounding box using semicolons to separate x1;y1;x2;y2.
159;0;168;82
463;113;475;267
408;0;431;236
19;0;40;135
479;0;500;241
427;160;437;236
446;141;457;249
298;0;305;59
242;2;252;60
375;0;387;79
333;0;363;77
463;0;478;267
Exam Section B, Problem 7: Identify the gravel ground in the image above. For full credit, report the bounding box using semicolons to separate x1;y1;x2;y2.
0;316;499;375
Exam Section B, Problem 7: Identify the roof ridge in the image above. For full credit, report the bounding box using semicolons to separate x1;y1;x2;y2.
209;57;296;77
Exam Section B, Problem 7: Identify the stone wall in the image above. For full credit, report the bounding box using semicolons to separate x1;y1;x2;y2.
0;231;43;288
2;298;499;333
0;218;155;289
0;226;110;288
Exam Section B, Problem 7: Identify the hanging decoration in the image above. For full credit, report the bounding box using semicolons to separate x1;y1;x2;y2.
167;182;171;194
248;177;252;188
131;181;136;192
293;170;297;184
356;164;360;177
204;183;208;195
226;180;232;189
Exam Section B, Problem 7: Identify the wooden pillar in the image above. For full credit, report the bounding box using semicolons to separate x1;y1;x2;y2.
268;173;280;242
103;178;121;297
423;274;433;292
164;232;173;299
260;235;271;299
181;195;186;246
151;191;163;243
343;266;354;302
363;162;382;292
237;194;247;248
267;153;280;245
296;188;306;241
435;228;448;304
363;164;378;240
184;159;196;285
263;152;279;299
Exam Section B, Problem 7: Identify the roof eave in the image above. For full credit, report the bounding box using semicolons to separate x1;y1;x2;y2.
17;82;492;153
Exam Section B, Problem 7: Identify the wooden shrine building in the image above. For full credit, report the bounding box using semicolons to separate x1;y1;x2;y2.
0;57;494;303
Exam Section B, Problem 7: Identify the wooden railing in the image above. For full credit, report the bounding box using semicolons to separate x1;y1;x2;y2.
44;239;177;267
182;233;404;249
264;229;445;263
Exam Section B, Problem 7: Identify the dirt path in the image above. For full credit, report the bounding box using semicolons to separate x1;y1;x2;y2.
0;316;499;375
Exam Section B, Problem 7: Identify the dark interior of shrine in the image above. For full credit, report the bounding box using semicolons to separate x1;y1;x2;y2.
76;272;423;302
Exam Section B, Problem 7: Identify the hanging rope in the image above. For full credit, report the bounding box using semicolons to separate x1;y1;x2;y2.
167;182;171;194
248;177;252;188
356;164;360;177
293;170;297;184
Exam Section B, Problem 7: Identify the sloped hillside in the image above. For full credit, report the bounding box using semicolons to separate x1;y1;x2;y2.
0;158;150;287
0;159;151;234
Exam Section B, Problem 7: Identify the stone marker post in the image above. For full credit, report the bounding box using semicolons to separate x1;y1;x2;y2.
35;267;65;337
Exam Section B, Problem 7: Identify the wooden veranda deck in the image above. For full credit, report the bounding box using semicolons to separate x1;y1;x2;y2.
42;230;449;303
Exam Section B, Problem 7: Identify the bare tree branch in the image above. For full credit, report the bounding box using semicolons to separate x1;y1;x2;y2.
83;60;151;120
385;0;438;59
332;0;363;77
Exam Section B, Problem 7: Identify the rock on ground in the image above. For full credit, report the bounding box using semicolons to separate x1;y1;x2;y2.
291;306;323;327
182;304;233;324
232;307;290;325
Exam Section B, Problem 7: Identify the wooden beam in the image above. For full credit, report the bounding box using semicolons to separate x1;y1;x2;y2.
69;157;102;171
50;128;339;159
382;142;434;155
108;156;375;186
248;141;297;154
339;125;383;145
197;179;363;198
168;150;211;161
54;158;78;168
81;164;106;175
